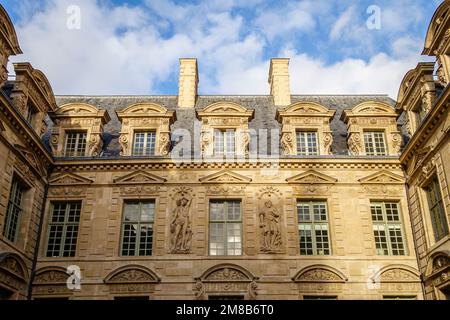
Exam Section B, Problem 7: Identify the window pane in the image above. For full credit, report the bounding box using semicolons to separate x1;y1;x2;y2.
124;202;140;221
298;201;330;256
209;200;242;256
296;132;318;155
364;132;386;156
299;224;313;255
4;178;25;242
426;177;449;241
46;202;81;257
133;132;156;156
64;132;87;157
214;130;224;156
225;130;235;156
373;224;389;255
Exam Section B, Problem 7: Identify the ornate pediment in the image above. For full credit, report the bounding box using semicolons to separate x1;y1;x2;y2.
14;144;44;176
358;170;405;184
113;170;167;185
49;173;94;186
372;265;420;283
286;170;337;184
104;265;160;284
199;170;252;184
197;102;254;118
198;264;257;282
293;265;347;283
0;252;28;281
33;267;69;284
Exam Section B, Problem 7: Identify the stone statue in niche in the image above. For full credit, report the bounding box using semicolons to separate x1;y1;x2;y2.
170;190;193;253
259;200;282;252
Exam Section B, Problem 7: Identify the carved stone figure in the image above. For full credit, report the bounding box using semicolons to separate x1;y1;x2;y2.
437;63;447;87
170;194;193;253
259;200;282;252
88;134;103;156
119;134;129;156
241;131;250;155
391;133;402;155
281;132;294;155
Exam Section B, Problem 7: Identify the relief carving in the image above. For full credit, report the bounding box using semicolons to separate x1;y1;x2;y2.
205;268;248;281
281;132;294;155
200;130;212;155
322;132;333;155
258;186;283;253
348;132;362;155
391;133;402;155
380;269;418;282
87;134;103;156
159;132;170;156
170;187;194;254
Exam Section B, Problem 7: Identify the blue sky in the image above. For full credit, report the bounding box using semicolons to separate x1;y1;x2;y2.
0;0;442;98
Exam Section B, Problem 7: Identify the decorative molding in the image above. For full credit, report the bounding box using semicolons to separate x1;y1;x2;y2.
286;170;337;184
292;265;348;283
197;264;258;282
0;252;28;282
49;172;94;186
358;170;405;184
104;265;160;284
33;267;69;285
113;170;167;185
371;265;420;283
199;169;252;184
205;185;246;195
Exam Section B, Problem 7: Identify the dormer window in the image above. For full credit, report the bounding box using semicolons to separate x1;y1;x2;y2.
296;131;318;156
364;131;387;156
413;103;427;127
64;131;87;157
214;129;235;157
132;131;156;156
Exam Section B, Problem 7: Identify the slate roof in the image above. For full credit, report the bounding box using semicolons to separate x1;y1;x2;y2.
50;95;400;157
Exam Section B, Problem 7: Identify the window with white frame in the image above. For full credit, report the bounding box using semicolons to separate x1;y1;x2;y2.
209;200;242;256
371;202;406;256
363;131;387;156
121;200;155;256
46;202;81;257
64;131;87;157
132;131;156;156
425;176;449;242
296;131;318;155
214;129;235;157
3;176;26;242
297;201;330;255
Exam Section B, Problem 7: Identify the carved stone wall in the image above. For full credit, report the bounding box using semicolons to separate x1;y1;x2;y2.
116;103;175;156
341;101;402;156
197;102;254;157
0;5;22;88
276;102;335;155
48;103;110;157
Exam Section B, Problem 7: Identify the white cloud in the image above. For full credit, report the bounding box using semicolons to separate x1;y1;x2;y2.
330;6;355;41
4;0;434;99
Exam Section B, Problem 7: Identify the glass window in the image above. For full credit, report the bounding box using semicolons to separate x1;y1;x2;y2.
371;202;406;256
64;131;87;157
209;200;242;256
26;102;37;126
46;202;82;257
364;131;387;156
132;131;156;156
214;129;235;157
297;201;330;255
296;131;318;155
121;200;155;256
3;177;26;242
426;177;449;242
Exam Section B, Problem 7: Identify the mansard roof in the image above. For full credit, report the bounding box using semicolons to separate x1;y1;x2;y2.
51;95;398;157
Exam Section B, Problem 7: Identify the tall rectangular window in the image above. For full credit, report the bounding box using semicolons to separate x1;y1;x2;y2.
296;131;318;155
426;177;449;242
121;201;155;256
371;202;406;256
297;201;330;255
64;131;87;157
209;200;242;256
3;177;26;242
132;131;156;156
214;129;235;157
364;131;387;156
414;104;427;127
26;102;37;126
46;202;81;257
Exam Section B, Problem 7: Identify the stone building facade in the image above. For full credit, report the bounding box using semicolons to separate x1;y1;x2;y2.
0;3;448;300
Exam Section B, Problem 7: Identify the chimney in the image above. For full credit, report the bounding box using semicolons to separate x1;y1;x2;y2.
178;58;198;108
268;58;291;106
